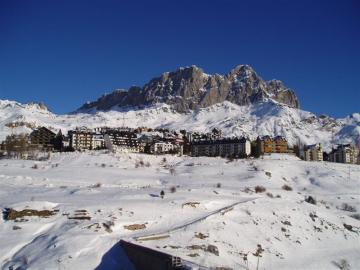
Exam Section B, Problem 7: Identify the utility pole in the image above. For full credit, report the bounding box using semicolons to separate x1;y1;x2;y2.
121;114;129;129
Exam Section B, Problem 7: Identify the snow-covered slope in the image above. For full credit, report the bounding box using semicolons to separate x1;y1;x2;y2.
0;152;359;269
0;99;359;151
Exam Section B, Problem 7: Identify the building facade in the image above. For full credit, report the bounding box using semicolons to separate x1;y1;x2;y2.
30;127;56;150
92;133;105;150
301;143;323;161
69;130;93;151
104;131;145;153
329;144;358;164
255;136;288;155
191;138;251;158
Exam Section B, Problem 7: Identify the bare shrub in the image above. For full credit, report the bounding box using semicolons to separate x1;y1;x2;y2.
255;186;266;193
31;164;39;169
266;192;274;198
103;221;115;233
305;196;317;205
282;184;293;191
92;182;102;188
253;244;264;270
332;259;351;270
169;167;176;175
341;203;357;213
227;156;234;163
350;214;360;220
135;159;145;168
170;186;177;193
244;187;252;193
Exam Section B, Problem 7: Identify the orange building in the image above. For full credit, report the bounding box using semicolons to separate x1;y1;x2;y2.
255;136;288;155
274;136;288;153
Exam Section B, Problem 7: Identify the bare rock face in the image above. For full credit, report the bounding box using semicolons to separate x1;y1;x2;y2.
142;65;208;111
80;89;128;111
26;102;50;112
77;64;300;113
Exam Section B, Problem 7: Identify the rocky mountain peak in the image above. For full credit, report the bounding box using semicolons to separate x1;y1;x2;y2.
26;102;50;111
227;64;255;79
77;64;300;113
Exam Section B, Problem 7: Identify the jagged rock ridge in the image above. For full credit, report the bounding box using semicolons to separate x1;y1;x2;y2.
78;65;299;112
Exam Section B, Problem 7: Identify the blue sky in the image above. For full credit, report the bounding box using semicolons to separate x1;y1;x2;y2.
0;0;359;117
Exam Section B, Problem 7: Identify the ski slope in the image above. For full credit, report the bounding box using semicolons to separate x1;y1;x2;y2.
0;152;359;269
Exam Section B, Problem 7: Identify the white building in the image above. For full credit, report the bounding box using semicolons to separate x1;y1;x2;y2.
329;144;358;164
69;130;93;151
301;143;323;161
149;142;177;154
92;134;104;150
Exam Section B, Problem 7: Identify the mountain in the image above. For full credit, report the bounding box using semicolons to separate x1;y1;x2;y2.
77;65;299;113
1;99;359;152
0;64;358;150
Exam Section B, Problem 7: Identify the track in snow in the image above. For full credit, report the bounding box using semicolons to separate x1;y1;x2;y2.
133;197;257;241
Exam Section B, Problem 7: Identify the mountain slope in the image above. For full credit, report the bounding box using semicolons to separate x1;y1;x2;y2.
77;65;299;113
1;99;359;151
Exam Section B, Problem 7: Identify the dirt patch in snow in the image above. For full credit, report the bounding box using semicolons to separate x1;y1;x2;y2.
3;208;57;221
187;244;219;256
124;223;146;231
182;202;200;208
195;232;209;239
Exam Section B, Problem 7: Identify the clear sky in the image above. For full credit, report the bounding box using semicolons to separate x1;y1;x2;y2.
0;0;359;116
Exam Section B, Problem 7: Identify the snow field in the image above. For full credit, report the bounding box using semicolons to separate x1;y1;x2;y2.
0;152;359;269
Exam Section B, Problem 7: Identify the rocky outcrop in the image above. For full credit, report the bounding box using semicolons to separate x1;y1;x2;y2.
77;64;300;113
26;102;50;112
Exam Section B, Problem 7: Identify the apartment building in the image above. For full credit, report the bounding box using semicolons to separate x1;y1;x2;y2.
255;136;288;155
69;130;93;151
329;144;358;164
104;131;145;153
191;137;251;158
301;143;323;161
29;127;56;149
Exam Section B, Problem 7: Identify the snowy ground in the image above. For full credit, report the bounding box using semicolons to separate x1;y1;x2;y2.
0;152;359;270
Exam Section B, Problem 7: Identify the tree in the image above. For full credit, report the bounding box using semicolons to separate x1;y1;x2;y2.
52;130;64;151
4;134;31;158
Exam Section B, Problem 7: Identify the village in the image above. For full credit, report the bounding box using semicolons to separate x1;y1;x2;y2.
1;125;359;165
